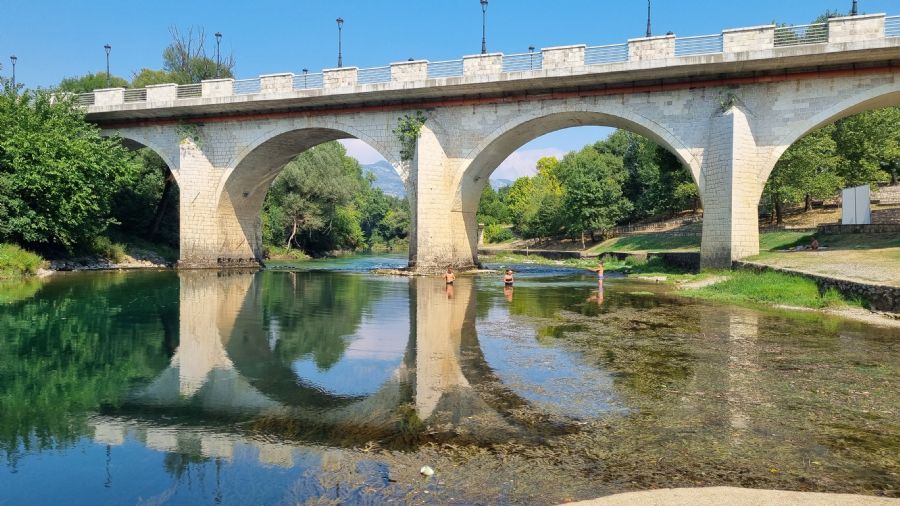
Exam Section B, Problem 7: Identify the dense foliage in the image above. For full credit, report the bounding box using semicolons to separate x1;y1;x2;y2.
477;131;697;242
263;142;409;255
0;83;140;251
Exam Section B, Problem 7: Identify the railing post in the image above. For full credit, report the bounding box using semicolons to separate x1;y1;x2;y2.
146;83;178;103
93;87;126;106
462;53;503;78
201;78;234;98
628;34;676;61
391;60;428;83
323;67;358;88
259;73;293;94
541;44;586;70
722;25;776;53
828;13;886;44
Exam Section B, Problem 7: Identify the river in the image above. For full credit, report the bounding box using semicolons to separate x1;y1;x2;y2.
0;255;897;504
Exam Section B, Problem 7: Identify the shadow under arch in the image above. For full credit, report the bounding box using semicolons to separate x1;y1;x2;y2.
100;130;180;179
214;125;404;264
761;83;900;184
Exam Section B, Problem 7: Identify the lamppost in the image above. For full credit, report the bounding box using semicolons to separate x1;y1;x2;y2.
9;55;16;88
104;44;112;87
528;46;535;70
336;17;344;68
851;0;858;16
480;0;489;54
214;32;222;78
302;68;308;88
646;0;652;38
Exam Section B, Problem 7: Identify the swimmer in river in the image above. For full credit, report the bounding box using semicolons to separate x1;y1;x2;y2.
591;261;605;285
443;266;455;284
503;269;514;286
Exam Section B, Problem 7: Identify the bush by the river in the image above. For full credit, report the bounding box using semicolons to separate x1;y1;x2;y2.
0;243;45;278
484;224;514;244
682;270;859;309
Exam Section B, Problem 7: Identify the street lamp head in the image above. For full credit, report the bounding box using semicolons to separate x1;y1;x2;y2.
10;55;16;64
481;0;488;11
215;32;222;42
104;44;111;55
528;46;535;53
302;68;308;74
336;17;344;28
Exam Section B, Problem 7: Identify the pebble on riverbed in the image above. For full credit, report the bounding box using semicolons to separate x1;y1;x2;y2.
419;465;435;477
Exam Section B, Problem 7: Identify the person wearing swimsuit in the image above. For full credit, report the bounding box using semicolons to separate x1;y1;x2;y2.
503;269;514;287
443;266;455;284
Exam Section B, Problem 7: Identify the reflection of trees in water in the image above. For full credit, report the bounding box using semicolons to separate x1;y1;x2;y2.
259;271;385;370
0;273;176;466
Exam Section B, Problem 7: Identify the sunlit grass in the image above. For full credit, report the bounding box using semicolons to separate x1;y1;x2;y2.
680;270;862;309
0;244;45;278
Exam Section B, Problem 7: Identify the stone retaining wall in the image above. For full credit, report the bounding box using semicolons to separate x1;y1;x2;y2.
817;223;900;234
734;261;899;313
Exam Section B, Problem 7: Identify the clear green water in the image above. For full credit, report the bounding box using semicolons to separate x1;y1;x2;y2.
0;257;897;504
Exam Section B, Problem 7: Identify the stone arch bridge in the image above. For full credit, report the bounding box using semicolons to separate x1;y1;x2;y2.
79;13;900;269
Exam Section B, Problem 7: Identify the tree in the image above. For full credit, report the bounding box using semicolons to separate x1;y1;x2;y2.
130;68;176;89
764;125;842;224
832;107;900;187
56;72;129;93
0;83;140;250
162;26;235;84
557;147;632;246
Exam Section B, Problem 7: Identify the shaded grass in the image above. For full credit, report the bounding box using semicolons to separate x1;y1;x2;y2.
0;244;45;278
681;270;861;309
589;233;701;253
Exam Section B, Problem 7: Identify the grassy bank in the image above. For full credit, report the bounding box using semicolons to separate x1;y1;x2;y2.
679;270;860;309
482;251;863;310
0;244;45;278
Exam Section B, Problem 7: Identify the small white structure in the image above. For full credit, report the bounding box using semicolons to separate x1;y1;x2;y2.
841;185;872;225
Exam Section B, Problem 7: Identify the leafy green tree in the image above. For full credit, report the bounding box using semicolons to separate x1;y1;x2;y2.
162;26;235;84
130;68;176;88
264;142;366;254
557;147;632;246
476;184;510;225
0;83;139;250
833;107;900;186
764;125;842;224
56;72;129;93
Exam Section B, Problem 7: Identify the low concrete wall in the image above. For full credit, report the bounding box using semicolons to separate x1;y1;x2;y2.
734;261;900;313
479;248;588;260
818;224;900;234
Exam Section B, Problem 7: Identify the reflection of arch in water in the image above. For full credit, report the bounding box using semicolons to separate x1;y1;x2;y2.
122;270;576;447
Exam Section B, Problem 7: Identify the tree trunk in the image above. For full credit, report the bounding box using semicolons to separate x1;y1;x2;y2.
804;194;811;212
149;170;176;237
775;198;784;225
286;220;298;250
580;232;585;250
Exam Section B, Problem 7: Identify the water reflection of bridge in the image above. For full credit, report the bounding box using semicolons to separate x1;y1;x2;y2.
94;271;536;460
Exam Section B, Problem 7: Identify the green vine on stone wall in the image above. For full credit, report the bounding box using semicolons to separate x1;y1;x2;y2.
393;111;428;162
176;123;202;147
718;92;739;113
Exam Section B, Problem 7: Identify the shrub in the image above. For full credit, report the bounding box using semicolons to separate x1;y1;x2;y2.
91;237;127;263
484;224;514;244
0;243;45;278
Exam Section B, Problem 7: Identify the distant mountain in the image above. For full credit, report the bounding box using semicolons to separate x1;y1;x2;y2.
490;178;514;190
363;160;406;198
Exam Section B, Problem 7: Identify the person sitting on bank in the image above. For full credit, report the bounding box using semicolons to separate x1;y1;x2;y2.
443;266;456;284
503;269;514;286
810;238;820;250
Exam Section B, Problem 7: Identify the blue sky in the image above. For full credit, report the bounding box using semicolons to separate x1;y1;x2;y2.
3;0;897;178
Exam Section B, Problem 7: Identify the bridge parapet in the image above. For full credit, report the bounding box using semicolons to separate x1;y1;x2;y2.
78;13;900;115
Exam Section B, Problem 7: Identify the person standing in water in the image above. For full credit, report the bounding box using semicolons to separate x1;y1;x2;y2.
503;269;514;286
443;266;455;299
591;261;604;284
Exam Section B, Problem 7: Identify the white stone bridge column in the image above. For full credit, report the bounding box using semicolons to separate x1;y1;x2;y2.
177;140;228;268
698;105;765;268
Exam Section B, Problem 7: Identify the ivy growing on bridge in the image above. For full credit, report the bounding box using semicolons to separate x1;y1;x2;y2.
393;111;428;162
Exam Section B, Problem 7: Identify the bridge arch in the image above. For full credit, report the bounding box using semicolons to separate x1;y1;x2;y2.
100;128;181;180
448;104;700;266
215;120;403;263
761;80;900;185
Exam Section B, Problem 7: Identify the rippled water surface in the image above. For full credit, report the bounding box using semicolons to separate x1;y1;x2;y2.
0;256;897;504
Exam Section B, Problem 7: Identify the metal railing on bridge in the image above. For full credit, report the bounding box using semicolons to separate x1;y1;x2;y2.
427;59;464;79
123;89;147;103
887;15;900;37
76;94;95;106
293;72;324;90
584;43;628;65
774;22;829;47
357;66;392;85
176;83;201;99
233;78;261;95
675;34;724;56
502;52;542;72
